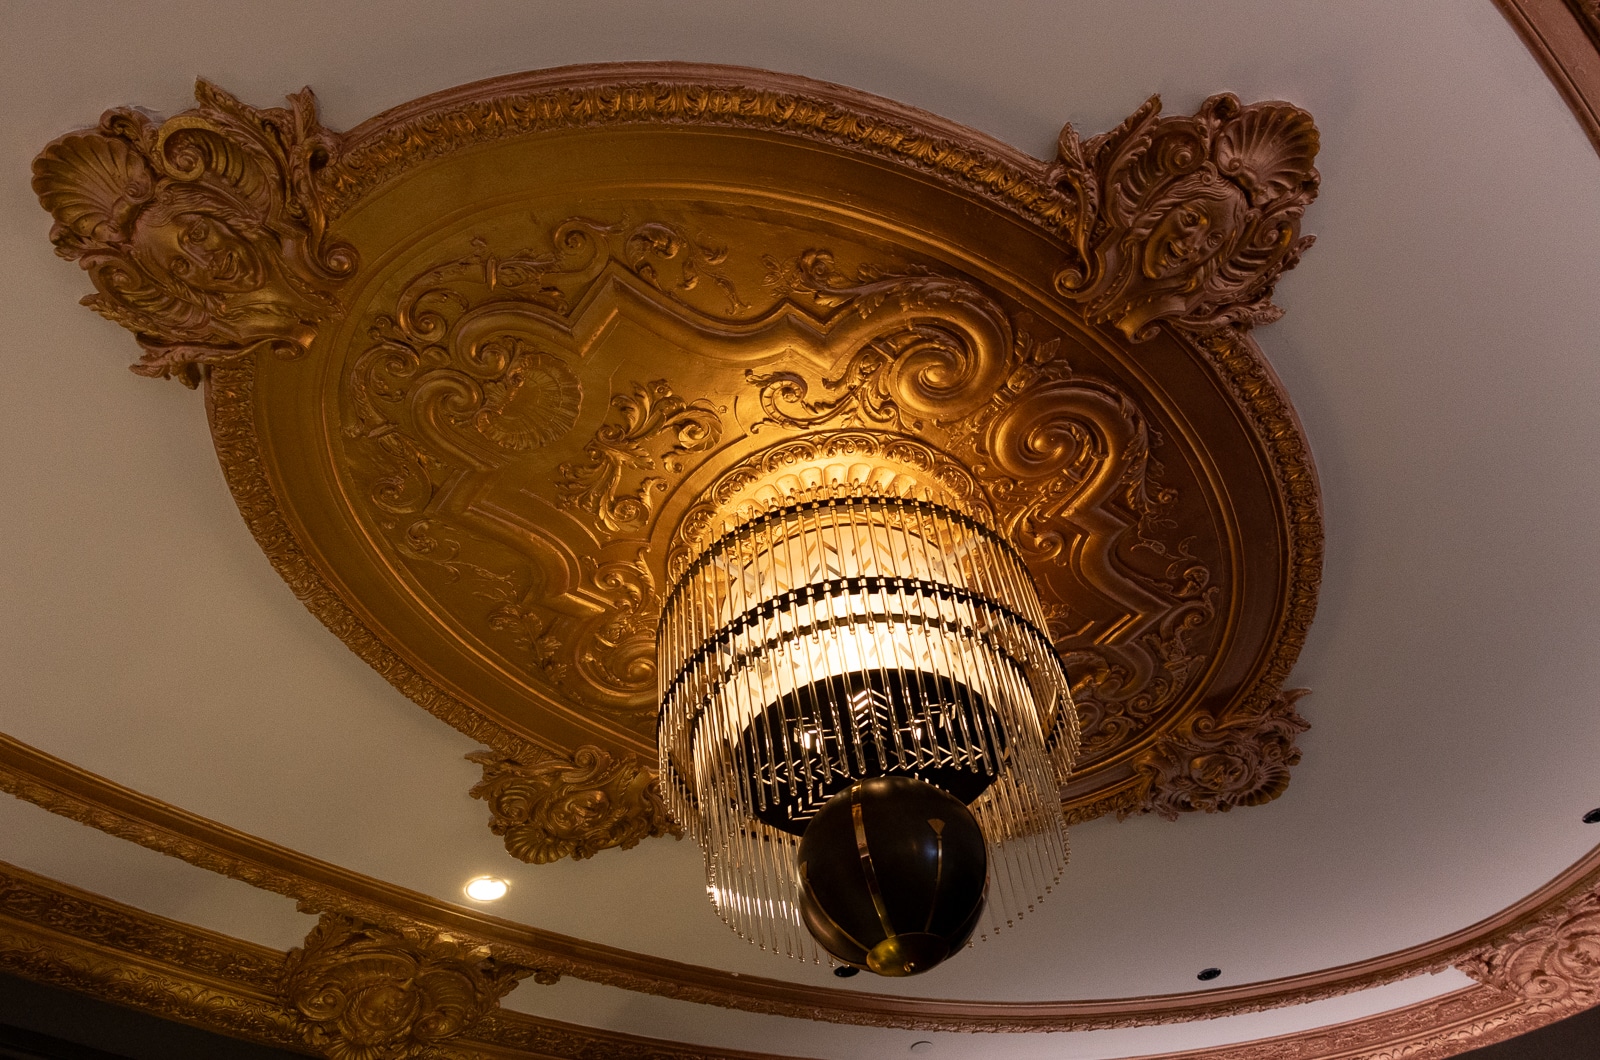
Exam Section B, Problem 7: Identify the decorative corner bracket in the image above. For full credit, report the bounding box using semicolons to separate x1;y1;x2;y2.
466;745;680;864
281;914;546;1060
1124;689;1311;821
31;80;355;387
1049;93;1320;341
1458;887;1600;1009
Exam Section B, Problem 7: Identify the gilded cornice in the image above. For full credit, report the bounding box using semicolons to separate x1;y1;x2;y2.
2;852;1598;1059
0;860;800;1060
1494;0;1600;152
4;730;1598;1042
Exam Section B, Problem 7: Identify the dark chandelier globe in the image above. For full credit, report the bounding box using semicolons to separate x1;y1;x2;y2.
658;459;1078;976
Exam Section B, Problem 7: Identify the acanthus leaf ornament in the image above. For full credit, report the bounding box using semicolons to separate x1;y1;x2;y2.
1049;93;1320;341
1124;689;1311;821
1459;889;1600;1008
466;745;680;864
556;379;723;535
32;80;356;387
281;914;534;1060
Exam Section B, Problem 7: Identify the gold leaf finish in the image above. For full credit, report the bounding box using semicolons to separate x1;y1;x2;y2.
1460;890;1600;1007
33;65;1326;847
467;745;680;864
1049;93;1319;340
282;915;530;1060
32;80;356;386
1125;689;1311;820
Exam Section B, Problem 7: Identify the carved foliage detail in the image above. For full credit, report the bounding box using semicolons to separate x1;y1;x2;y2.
1460;890;1600;1008
1125;689;1311;821
281;915;530;1060
32;81;355;386
1049;93;1319;341
467;746;680;864
556;379;723;534
748;250;1011;432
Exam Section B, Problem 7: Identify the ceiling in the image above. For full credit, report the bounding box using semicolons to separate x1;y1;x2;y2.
1;1;1598;1057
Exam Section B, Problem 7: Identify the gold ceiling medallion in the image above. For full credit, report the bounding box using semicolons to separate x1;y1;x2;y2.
32;65;1324;861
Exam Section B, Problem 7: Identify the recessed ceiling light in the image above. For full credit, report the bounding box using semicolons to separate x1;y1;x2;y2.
1584;808;1600;824
833;965;860;978
464;876;509;902
1197;967;1223;981
909;1043;934;1054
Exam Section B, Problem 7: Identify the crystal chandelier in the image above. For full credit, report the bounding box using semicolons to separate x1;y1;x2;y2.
658;447;1078;976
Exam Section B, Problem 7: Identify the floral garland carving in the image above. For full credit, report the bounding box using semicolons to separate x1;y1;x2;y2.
282;914;533;1060
32;80;356;386
1125;689;1311;821
1048;93;1319;341
466;745;680;864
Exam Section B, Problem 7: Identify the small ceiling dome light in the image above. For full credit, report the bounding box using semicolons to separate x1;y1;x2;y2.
463;876;509;902
659;451;1079;976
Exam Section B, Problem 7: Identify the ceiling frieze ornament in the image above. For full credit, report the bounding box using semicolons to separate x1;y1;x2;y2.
1048;93;1320;341
466;745;679;864
1459;888;1600;1008
31;80;355;387
2;849;1600;1058
30;65;1326;850
282;914;536;1060
1126;688;1311;820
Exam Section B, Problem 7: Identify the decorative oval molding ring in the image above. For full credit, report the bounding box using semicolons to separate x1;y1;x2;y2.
30;64;1322;856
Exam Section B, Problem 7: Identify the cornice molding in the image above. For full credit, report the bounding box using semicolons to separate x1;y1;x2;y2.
1494;0;1600;153
2;854;1598;1060
0;860;801;1060
3;730;1597;1042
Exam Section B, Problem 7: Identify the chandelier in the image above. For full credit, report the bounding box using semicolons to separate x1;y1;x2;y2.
658;450;1079;976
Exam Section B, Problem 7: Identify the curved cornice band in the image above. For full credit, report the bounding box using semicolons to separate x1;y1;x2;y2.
1;731;1595;1037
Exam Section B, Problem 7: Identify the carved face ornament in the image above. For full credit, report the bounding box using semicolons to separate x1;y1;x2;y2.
1140;169;1249;283
133;206;265;295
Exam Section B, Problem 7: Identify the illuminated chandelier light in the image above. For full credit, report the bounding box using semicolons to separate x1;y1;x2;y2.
659;452;1079;975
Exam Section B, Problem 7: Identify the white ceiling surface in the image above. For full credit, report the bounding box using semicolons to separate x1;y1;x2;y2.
2;0;1599;1051
0;790;316;953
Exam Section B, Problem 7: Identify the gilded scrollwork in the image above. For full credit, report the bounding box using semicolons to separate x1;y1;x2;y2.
556;379;723;534
32;80;355;386
282;915;533;1060
31;74;1325;846
1459;890;1600;1007
1048;93;1319;341
748;251;1012;432
1124;689;1311;821
466;746;679;864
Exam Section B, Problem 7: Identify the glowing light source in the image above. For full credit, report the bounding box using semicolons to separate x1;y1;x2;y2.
658;457;1078;975
463;876;509;902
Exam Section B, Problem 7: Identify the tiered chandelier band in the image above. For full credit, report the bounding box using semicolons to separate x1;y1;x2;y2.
659;476;1078;965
